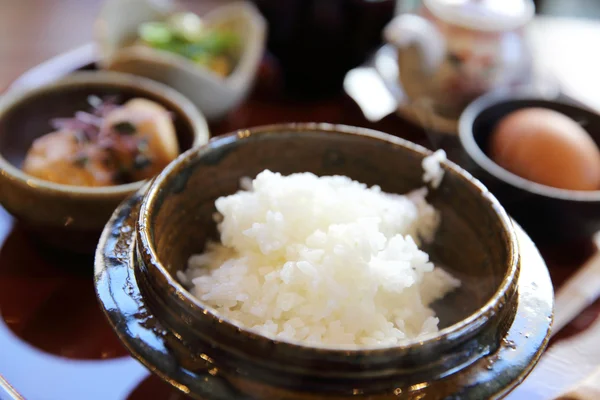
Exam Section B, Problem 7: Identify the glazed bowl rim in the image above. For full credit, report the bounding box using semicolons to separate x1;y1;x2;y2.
0;70;209;198
459;88;600;202
137;122;519;353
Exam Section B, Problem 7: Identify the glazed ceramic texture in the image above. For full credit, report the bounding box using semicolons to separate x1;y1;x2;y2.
96;124;552;399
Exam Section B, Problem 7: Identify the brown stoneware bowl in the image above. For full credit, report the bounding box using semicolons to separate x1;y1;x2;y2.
459;90;600;243
0;71;209;252
96;124;554;399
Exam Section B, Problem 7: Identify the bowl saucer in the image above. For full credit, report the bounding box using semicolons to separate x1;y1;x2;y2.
95;190;553;399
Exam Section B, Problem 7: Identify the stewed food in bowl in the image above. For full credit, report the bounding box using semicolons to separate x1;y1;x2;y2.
23;95;179;187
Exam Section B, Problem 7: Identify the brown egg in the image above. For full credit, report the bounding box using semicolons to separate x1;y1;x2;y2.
489;108;600;191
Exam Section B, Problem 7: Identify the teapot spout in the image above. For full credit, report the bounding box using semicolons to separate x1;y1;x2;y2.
384;14;445;75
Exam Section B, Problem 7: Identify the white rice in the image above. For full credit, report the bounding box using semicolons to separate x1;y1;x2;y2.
422;149;447;189
179;165;459;348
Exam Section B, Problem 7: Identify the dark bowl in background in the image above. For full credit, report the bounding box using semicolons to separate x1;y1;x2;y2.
115;123;528;398
459;90;600;243
252;0;395;97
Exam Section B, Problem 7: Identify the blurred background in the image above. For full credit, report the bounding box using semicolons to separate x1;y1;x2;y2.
1;0;599;110
1;1;600;399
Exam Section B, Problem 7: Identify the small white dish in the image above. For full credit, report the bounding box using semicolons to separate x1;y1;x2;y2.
95;0;266;121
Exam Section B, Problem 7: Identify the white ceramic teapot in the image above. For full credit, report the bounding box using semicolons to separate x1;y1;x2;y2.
384;0;534;118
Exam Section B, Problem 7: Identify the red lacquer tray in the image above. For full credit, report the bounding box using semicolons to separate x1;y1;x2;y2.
0;45;598;400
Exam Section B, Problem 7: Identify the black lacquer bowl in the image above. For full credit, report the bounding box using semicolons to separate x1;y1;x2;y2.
95;124;553;399
459;90;600;243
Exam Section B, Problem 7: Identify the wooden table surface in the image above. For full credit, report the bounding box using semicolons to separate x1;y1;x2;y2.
1;1;600;399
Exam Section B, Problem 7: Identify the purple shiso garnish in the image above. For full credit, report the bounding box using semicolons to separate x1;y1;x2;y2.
50;95;121;141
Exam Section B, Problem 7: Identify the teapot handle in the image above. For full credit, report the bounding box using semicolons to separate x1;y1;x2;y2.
383;14;446;75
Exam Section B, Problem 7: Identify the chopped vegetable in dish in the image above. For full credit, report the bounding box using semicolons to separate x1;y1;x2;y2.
137;12;240;77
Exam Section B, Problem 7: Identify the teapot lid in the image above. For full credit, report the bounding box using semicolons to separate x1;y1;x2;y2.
423;0;534;31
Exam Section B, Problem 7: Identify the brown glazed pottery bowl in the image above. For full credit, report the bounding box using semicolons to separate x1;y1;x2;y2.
0;71;209;252
459;89;600;243
95;124;553;399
